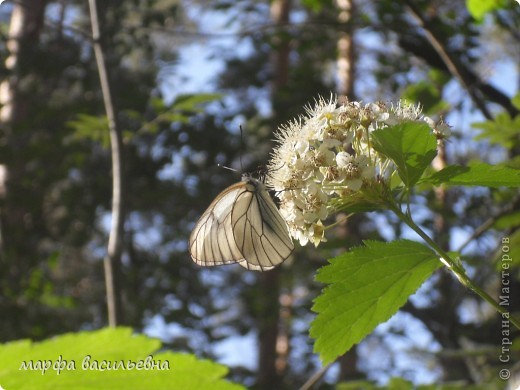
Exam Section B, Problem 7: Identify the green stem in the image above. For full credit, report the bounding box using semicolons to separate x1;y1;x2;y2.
389;202;520;330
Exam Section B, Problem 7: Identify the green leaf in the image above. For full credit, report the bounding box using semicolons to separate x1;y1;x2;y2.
310;240;440;364
67;114;110;148
0;327;243;390
466;0;504;21
512;93;520;111
494;211;520;230
301;0;330;12
371;123;438;188
473;112;520;149
387;377;415;390
420;163;520;188
337;380;379;390
171;93;221;111
401;76;449;115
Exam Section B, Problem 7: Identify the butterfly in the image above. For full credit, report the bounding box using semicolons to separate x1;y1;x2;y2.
189;174;294;271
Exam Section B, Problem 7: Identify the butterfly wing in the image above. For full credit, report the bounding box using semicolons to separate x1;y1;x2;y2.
189;182;247;267
189;177;294;271
231;179;294;271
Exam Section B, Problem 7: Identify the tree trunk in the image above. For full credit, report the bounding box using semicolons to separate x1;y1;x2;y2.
257;270;282;388
334;0;365;383
256;0;292;388
0;0;47;290
336;0;355;98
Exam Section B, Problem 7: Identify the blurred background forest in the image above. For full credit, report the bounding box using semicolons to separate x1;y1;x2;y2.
0;0;519;388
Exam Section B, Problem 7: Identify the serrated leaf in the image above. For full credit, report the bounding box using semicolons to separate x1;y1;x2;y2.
420;163;520;188
310;240;440;364
0;327;243;390
371;123;437;188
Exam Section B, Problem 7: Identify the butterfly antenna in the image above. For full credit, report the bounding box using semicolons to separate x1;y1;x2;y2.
239;125;245;172
217;164;239;173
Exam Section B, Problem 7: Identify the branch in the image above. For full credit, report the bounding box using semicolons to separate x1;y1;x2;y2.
88;0;125;327
403;1;493;120
457;194;520;253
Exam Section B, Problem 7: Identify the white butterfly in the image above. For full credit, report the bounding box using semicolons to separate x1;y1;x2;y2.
189;174;294;271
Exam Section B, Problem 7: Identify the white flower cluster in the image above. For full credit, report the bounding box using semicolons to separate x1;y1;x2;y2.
267;96;450;246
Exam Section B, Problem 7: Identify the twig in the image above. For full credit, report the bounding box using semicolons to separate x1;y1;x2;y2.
390;202;520;330
299;361;334;390
88;0;125;327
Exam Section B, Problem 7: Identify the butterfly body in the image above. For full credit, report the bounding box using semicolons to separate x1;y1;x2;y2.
189;175;294;271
